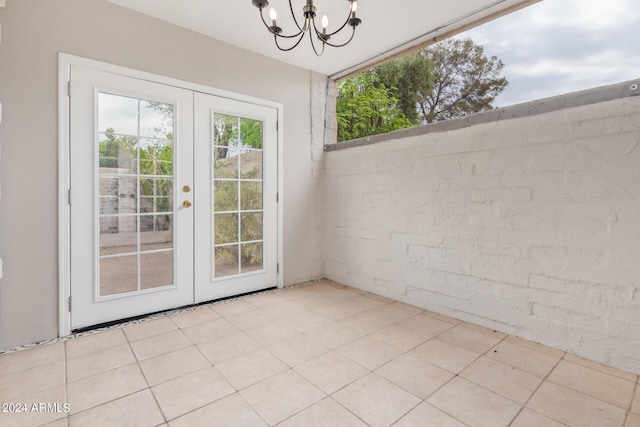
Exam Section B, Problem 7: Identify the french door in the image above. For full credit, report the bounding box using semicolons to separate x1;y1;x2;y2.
69;65;278;329
194;94;278;301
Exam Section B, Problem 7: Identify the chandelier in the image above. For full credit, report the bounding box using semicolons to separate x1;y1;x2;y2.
251;0;362;56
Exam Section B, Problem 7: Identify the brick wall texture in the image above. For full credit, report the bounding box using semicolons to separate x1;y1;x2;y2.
323;96;640;373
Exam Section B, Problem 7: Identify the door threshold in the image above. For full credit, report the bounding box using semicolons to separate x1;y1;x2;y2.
72;286;277;334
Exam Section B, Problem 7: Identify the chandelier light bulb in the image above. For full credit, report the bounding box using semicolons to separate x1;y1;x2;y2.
321;15;328;31
352;1;358;13
269;7;277;25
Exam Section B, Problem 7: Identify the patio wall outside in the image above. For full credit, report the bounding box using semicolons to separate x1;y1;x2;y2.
323;84;640;373
0;0;324;349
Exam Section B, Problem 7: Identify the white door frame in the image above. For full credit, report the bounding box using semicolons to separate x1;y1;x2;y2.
58;53;284;337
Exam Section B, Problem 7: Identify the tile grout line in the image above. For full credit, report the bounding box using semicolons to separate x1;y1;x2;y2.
549;352;637;411
506;347;566;427
234;389;273;427
623;380;639;426
228;289;392;427
5;281;638;426
64;341;70;427
169;287;432;426
561;351;638;383
124;325;169;426
162;311;261;424
315;305;502;427
145;314;247;426
388;328;508;426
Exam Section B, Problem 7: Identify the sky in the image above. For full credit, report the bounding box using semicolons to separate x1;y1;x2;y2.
99;93;173;140
455;0;640;106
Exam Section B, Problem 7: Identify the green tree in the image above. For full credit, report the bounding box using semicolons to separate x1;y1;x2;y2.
336;38;508;142
374;53;433;125
214;115;263;161
419;38;508;123
98;128;136;168
336;73;411;142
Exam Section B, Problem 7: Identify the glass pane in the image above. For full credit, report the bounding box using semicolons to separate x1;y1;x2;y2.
214;213;238;245
96;93;177;298
241;212;263;242
99;176;137;215
140;178;173;213
240;181;263;211
214;181;238;212
98;133;137;173
140;138;173;176
98;93;138;135
100;255;138;296
100;216;137;256
213;113;239;179
240;118;262;150
141;251;173;289
215;245;238;278
140;101;174;139
240;149;263;179
211;113;267;280
140;215;173;251
214;113;239;149
214;147;238;179
241;243;263;273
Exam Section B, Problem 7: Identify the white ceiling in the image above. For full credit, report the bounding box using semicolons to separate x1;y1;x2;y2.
106;0;534;78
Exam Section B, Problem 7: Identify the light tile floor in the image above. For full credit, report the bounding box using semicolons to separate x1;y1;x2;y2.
1;280;639;427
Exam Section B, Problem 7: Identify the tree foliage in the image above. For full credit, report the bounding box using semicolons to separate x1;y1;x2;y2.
336;37;508;142
418;38;508;123
336;73;411;142
213;164;263;267
213;114;263;159
374;53;433;125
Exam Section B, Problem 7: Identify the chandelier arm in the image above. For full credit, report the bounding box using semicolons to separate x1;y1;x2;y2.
324;10;353;37
288;0;304;32
308;30;326;57
274;32;307;52
320;26;356;48
260;8;304;38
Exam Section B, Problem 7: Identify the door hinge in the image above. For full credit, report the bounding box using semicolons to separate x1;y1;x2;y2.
68;189;72;205
276;120;279;131
276;192;279;203
68;296;72;312
276;263;280;274
67;81;71;97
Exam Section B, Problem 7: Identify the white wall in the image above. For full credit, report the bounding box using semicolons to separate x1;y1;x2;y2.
0;0;318;349
324;94;640;373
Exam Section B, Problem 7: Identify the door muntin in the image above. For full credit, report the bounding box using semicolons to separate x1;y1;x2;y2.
96;92;177;300
212;113;266;280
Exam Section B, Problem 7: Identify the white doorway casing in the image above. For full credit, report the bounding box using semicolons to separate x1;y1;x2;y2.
58;54;284;336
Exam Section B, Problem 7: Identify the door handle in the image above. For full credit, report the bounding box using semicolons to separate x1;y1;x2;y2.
183;200;192;208
183;185;191;193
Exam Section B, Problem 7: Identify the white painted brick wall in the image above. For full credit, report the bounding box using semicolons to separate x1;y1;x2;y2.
323;96;640;374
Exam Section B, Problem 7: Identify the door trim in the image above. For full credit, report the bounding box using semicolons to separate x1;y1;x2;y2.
58;53;284;337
